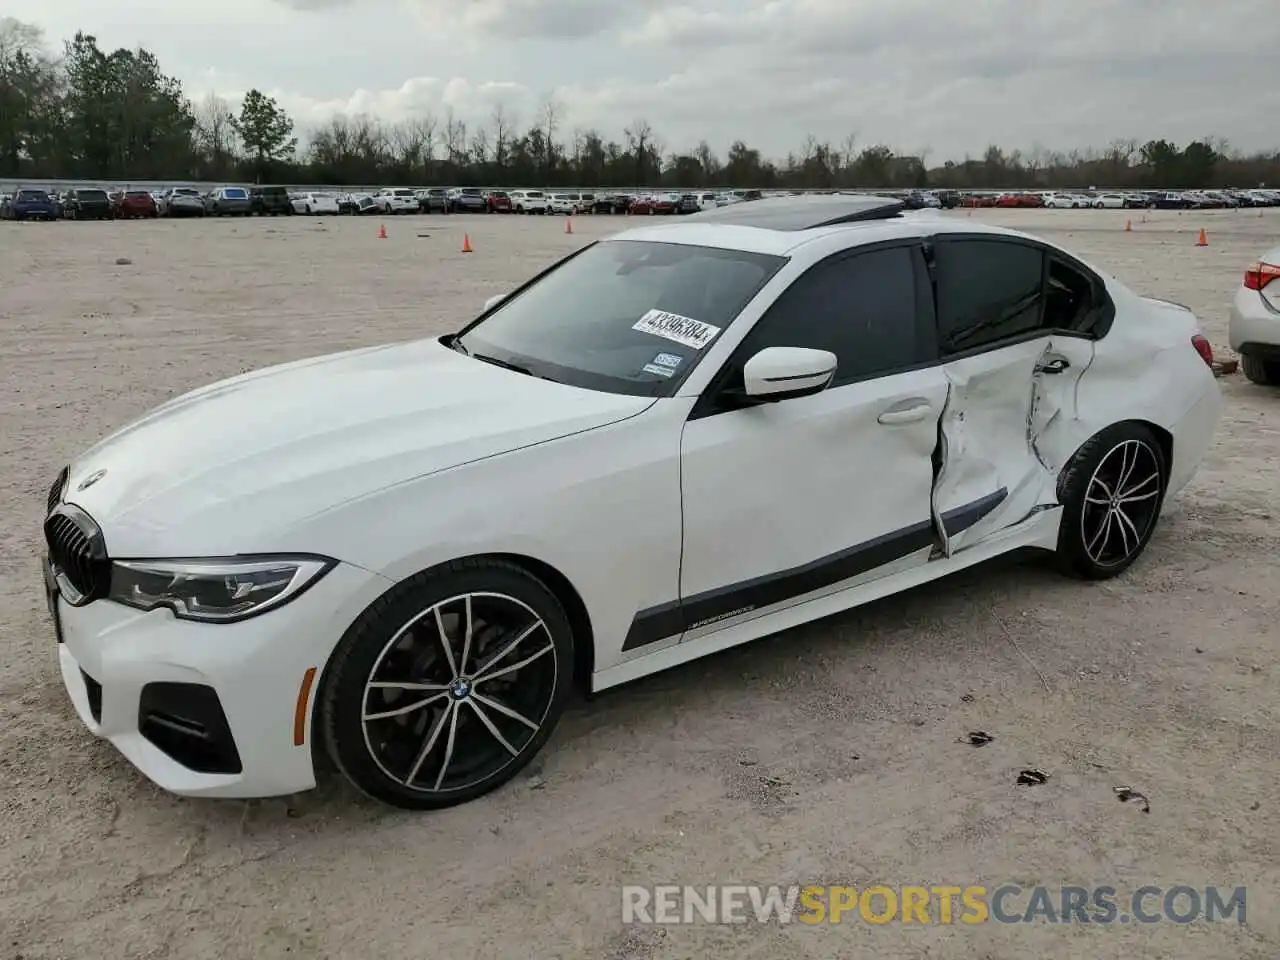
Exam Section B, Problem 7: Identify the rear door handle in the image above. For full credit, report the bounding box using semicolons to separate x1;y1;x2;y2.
877;399;933;425
1035;356;1070;374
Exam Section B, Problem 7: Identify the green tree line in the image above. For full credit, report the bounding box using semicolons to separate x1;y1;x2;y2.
2;18;1277;190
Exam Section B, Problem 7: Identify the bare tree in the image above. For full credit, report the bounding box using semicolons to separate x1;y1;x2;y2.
693;139;718;177
442;107;467;166
389;115;435;177
625;117;653;182
839;131;858;184
470;126;490;166
194;92;237;173
538;93;562;173
489;102;514;173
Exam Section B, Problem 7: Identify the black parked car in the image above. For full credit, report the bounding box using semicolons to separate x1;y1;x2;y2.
62;188;113;220
1148;192;1188;210
250;185;293;215
592;193;632;214
676;194;700;214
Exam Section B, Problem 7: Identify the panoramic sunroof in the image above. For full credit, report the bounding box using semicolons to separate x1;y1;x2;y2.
679;194;904;230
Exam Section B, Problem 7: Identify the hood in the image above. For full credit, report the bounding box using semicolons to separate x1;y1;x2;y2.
65;337;653;556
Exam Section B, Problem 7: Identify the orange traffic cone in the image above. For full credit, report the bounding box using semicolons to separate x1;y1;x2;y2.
377;223;387;239
461;233;473;253
1196;228;1208;247
565;217;573;234
1124;219;1132;232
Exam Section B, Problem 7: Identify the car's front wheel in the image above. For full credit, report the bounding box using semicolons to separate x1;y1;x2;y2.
1055;422;1167;580
1241;354;1280;386
321;558;573;810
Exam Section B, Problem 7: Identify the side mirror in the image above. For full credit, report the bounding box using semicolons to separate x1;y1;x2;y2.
741;346;837;401
483;293;506;312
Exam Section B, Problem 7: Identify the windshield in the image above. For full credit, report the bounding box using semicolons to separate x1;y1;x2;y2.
17;190;48;200
454;240;786;397
77;190;108;200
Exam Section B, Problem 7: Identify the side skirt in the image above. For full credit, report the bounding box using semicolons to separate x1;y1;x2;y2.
593;505;1062;692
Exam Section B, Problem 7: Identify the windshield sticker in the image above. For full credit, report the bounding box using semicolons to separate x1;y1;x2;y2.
633;310;721;350
642;362;676;378
651;352;683;369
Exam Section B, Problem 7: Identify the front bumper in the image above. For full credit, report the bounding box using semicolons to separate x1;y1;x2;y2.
1228;286;1280;354
49;558;391;798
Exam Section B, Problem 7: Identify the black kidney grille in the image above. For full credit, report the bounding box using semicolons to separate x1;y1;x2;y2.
47;466;68;514
44;508;110;602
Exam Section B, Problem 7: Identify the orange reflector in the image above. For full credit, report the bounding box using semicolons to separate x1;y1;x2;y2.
293;666;317;746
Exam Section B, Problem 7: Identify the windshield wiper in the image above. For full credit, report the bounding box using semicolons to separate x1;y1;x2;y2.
454;338;561;382
471;352;535;377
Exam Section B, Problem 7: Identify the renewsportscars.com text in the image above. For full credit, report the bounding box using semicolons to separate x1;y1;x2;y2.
621;884;1246;925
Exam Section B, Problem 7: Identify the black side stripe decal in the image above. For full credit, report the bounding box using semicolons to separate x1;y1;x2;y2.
940;487;1007;536
620;490;1008;653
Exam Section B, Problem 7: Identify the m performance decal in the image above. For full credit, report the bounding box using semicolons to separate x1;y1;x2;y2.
620;490;1009;653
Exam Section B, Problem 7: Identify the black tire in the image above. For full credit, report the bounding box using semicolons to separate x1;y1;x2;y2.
1241;354;1280;386
1055;422;1168;580
321;558;574;810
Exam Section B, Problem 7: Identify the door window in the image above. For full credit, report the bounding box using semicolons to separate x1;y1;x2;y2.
730;245;930;389
935;239;1046;354
1043;257;1097;331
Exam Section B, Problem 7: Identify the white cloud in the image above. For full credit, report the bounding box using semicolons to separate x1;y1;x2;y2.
11;0;1280;160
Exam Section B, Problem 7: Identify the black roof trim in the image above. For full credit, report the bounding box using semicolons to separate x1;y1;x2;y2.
678;194;904;231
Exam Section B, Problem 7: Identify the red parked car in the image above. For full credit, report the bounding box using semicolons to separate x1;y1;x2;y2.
487;190;512;213
114;190;159;218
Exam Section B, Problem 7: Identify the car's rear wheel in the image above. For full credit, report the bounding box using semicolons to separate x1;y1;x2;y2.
1241;354;1280;386
1055;422;1167;580
321;559;573;810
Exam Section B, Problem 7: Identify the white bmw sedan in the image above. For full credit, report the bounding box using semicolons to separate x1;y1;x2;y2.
43;196;1221;810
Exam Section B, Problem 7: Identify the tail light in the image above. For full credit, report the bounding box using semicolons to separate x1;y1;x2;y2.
1191;334;1214;367
1244;262;1280;290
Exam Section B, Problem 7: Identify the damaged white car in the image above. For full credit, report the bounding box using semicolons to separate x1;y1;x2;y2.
43;196;1221;811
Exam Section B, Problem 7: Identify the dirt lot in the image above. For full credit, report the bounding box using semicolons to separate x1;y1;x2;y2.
1;207;1277;959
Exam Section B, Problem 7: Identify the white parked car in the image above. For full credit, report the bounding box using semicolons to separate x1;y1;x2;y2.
293;192;341;215
43;195;1221;811
1092;194;1126;209
510;190;548;214
1042;193;1077;209
1228;245;1280;385
547;193;583;215
373;188;418;214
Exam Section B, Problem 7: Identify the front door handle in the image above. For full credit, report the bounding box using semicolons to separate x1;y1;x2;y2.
1035;356;1070;375
877;399;933;425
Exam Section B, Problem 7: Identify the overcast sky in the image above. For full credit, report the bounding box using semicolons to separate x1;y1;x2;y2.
10;0;1279;162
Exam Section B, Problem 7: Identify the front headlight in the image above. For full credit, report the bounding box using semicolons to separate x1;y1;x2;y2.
108;555;335;623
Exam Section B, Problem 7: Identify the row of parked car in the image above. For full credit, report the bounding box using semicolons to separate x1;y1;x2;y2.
343;187;769;216
0;185;302;220
952;188;1280;209
0;185;775;221
6;183;1276;223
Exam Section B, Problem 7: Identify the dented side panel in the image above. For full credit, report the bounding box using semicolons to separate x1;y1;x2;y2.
1028;336;1097;477
932;338;1063;554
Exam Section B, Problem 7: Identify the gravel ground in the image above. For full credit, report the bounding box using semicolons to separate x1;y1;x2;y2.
1;207;1277;960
